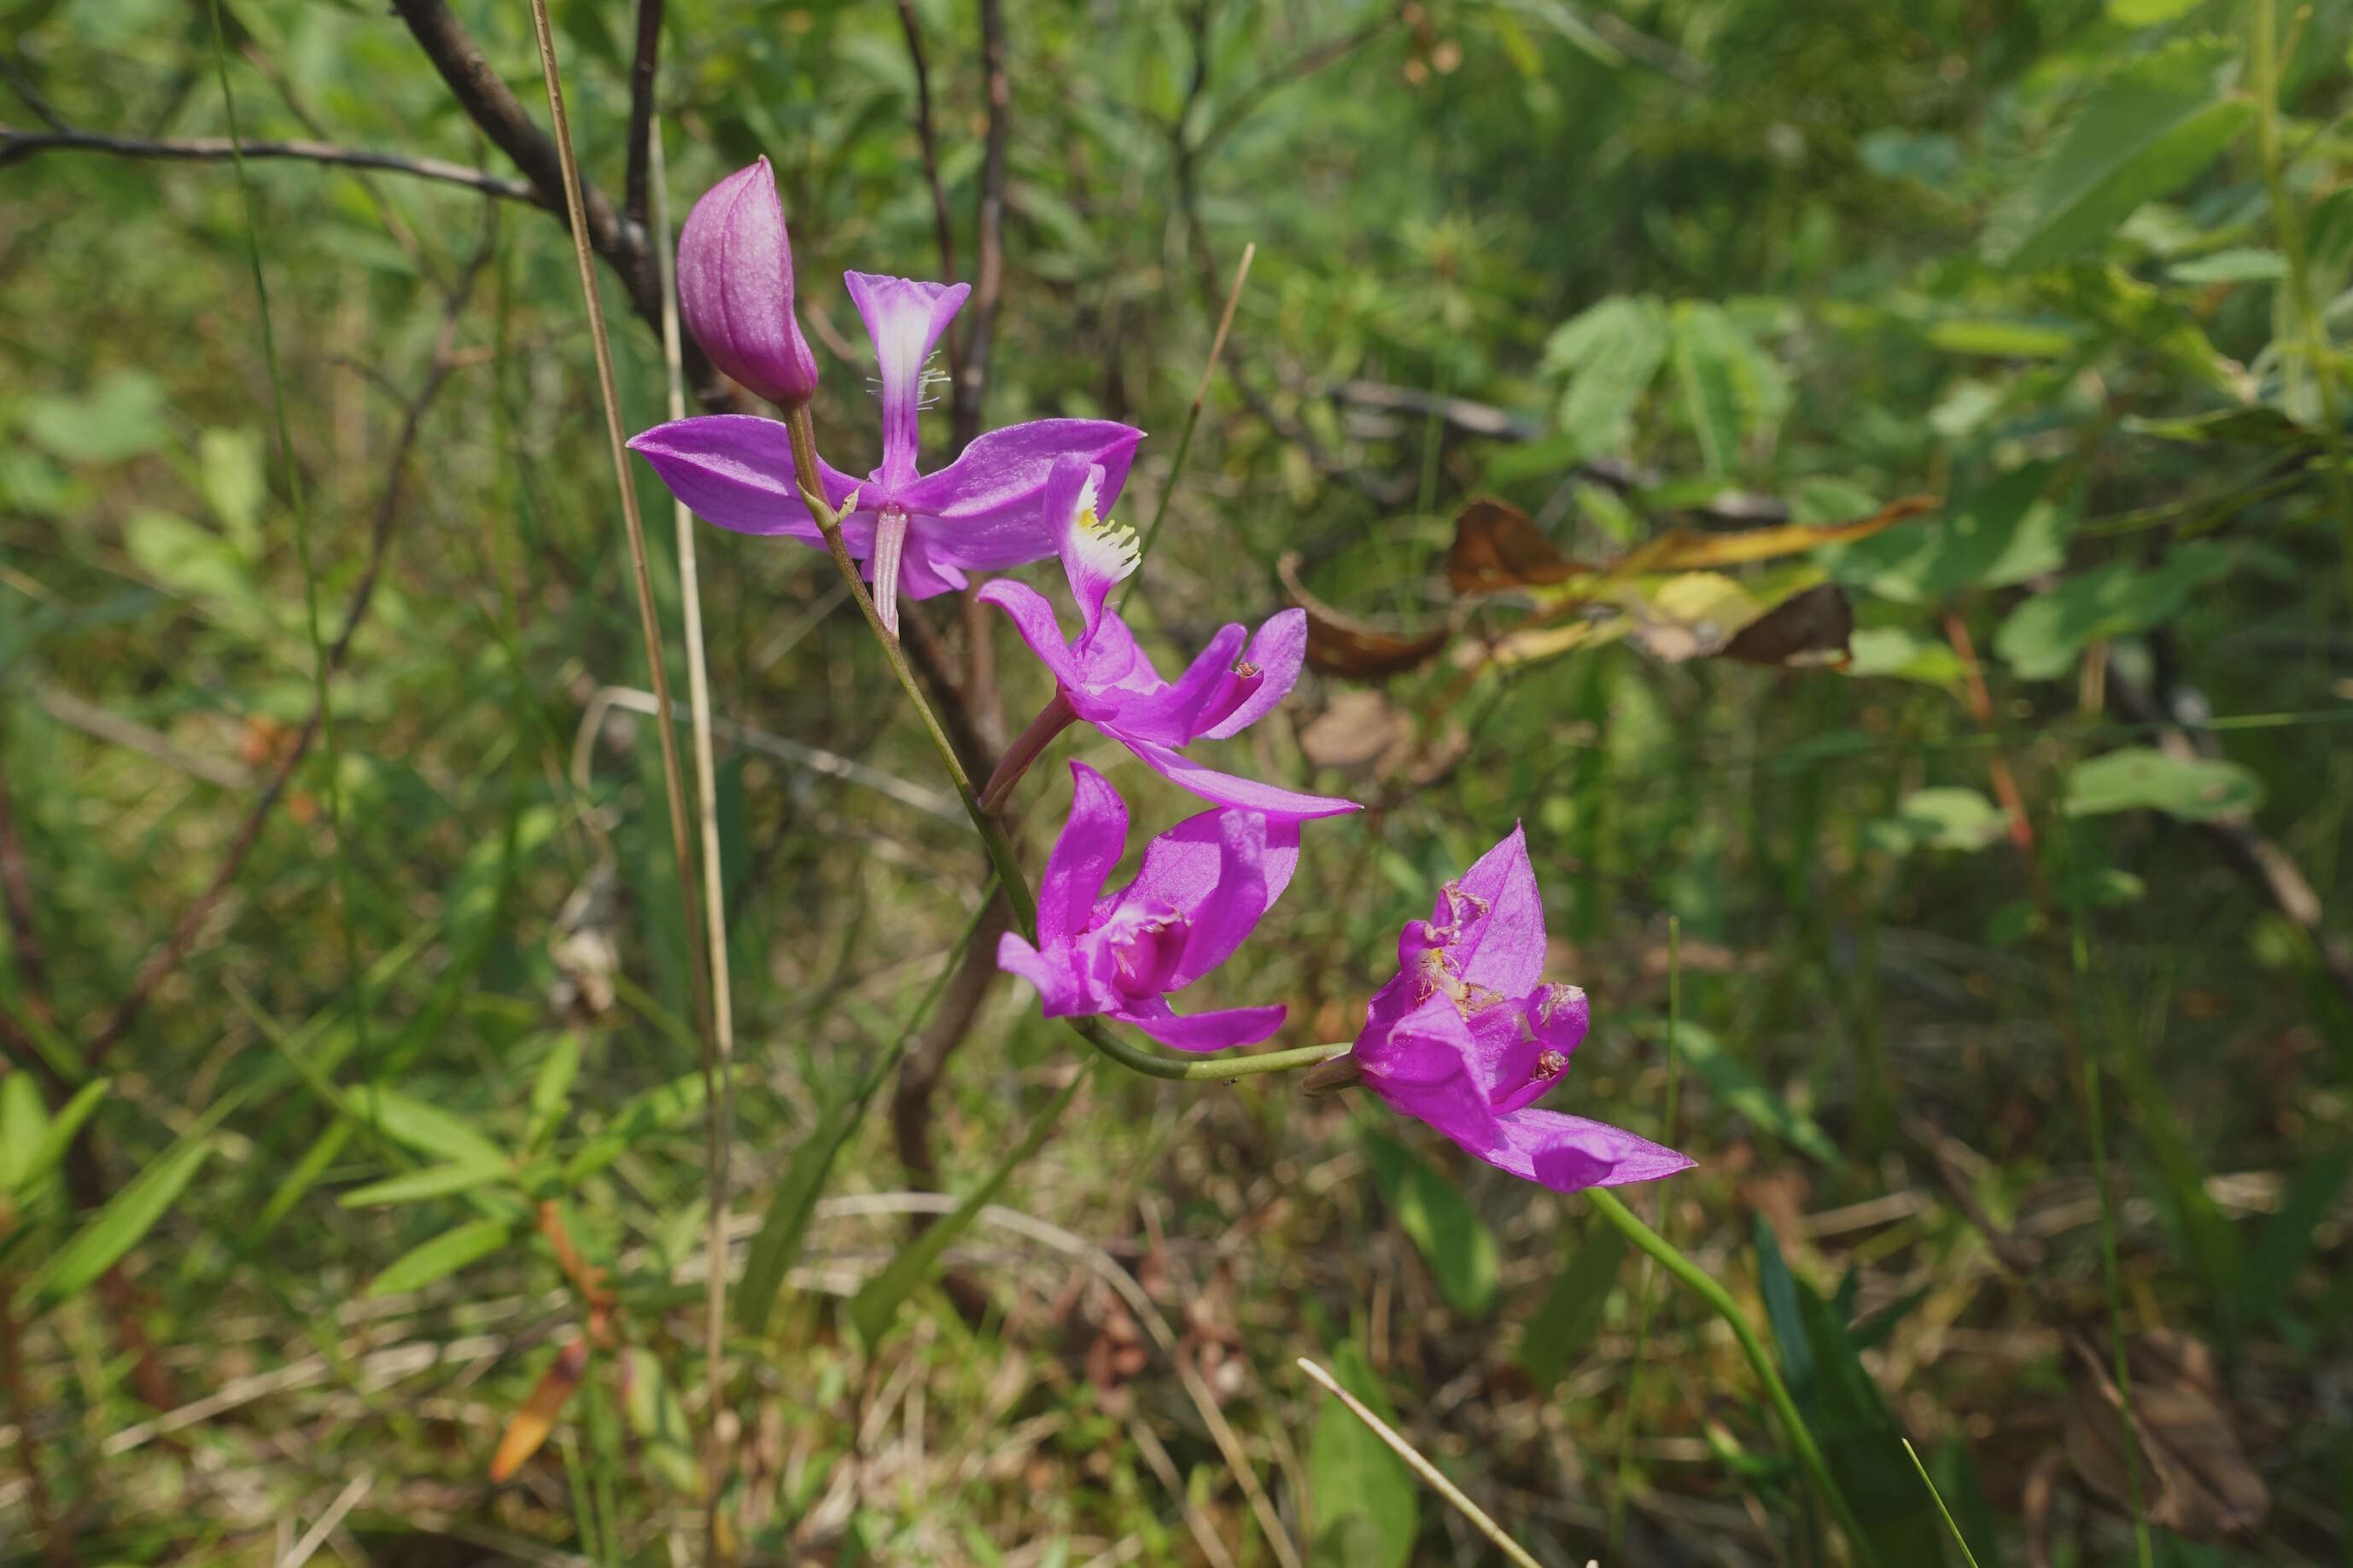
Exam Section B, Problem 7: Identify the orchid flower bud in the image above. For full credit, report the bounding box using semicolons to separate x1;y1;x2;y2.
676;156;820;408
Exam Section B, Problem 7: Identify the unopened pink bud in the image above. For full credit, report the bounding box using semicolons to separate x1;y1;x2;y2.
676;156;820;407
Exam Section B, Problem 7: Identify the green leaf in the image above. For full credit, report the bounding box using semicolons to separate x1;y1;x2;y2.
1517;1221;1626;1385
1753;1220;1947;1565
1925;318;2081;358
1994;542;2235;679
1844;627;1965;688
848;1072;1084;1346
125;509;255;609
622;1346;704;1496
562;1070;720;1183
1983;40;2251;271
2243;1142;2353;1325
525;1033;581;1154
1672;301;1745;475
1871;787;2011;854
0;1075;47;1192
32;1134;212;1308
20;370;170;464
1307;1340;1418;1568
8;1078;111;1195
1829;461;2074;603
367;1218;512;1297
196;427;267;554
2167;247;2287;283
339;1161;510;1208
2062;747;2265;821
1362;1128;1501;1316
2109;0;2204;24
352;1087;511;1171
738;1093;860;1337
1544;295;1670;459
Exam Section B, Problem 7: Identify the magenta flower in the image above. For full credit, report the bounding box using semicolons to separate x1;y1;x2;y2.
630;270;1143;635
675;157;819;408
978;457;1359;822
1350;826;1692;1192
997;762;1298;1052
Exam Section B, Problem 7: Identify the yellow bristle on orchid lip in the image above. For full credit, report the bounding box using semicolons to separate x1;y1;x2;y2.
1071;501;1141;586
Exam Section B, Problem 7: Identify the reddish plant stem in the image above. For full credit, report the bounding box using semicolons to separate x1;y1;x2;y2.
1943;611;2034;854
978;692;1076;814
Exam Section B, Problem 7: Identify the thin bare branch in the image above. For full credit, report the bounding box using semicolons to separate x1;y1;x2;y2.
0;125;540;204
949;0;1012;452
893;0;959;323
622;0;661;225
0;56;66;131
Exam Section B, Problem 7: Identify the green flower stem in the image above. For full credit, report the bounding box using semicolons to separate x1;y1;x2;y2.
1584;1186;1878;1568
2252;0;2353;625
782;404;1346;1087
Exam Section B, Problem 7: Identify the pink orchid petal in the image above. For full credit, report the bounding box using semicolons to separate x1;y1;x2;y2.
1448;823;1546;998
1488;1109;1695;1192
1106;622;1248;746
901;421;1144;572
843;272;968;488
1199;609;1308;740
996;931;1081;1017
1119;737;1363;821
628;416;865;543
975;579;1084;691
1037;762;1128;946
1118;1001;1288;1053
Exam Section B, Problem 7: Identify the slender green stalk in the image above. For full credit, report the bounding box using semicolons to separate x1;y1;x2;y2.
2252;0;2353;623
783;404;1348;1086
205;0;368;1060
1584;1187;1878;1568
1297;1356;1544;1568
1118;241;1253;615
1902;1439;1983;1568
2080;976;2155;1568
1609;916;1682;1553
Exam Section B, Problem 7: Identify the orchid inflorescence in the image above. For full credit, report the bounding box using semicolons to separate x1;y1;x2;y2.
628;158;1689;1196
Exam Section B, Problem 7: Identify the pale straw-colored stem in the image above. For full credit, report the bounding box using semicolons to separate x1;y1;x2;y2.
648;114;740;1539
1295;1357;1544;1568
519;0;721;1544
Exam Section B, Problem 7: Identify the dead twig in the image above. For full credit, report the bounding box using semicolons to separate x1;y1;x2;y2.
0;125;540;206
949;0;1011;451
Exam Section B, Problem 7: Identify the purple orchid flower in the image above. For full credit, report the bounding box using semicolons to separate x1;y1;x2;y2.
629;270;1143;636
977;457;1359;822
674;156;819;409
1349;825;1692;1192
997;761;1298;1052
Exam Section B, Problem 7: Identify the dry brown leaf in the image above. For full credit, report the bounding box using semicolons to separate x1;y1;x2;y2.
1297;690;1467;784
1613;495;1938;574
1720;581;1856;666
1445;497;1582;593
2062;1330;2269;1539
1277;551;1452;677
489;1337;590;1483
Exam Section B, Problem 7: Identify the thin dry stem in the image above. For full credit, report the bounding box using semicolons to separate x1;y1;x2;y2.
520;0;723;1530
1295;1357;1544;1568
649;114;740;1534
